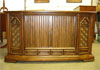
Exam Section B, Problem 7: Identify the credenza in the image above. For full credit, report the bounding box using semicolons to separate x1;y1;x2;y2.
5;11;96;62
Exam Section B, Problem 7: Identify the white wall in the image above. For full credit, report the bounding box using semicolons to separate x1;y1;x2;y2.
93;0;98;6
26;0;98;11
0;0;3;8
0;0;98;11
5;0;24;11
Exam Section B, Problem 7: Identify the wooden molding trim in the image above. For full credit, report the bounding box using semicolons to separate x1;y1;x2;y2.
67;0;82;3
5;54;94;62
35;0;49;3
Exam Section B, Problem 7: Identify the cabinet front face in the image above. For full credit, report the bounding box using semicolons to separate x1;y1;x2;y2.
5;12;95;62
7;13;93;56
24;15;77;56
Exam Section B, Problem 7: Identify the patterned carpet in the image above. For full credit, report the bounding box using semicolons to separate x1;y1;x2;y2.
0;40;100;70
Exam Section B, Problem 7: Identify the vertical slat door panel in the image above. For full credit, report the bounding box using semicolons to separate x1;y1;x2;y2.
52;16;77;48
24;15;50;48
24;15;77;48
24;15;77;55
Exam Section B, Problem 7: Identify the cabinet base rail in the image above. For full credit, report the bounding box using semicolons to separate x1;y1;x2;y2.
5;54;94;62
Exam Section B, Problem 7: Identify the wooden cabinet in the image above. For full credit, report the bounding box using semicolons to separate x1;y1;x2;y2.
5;11;96;62
74;6;96;11
0;13;6;43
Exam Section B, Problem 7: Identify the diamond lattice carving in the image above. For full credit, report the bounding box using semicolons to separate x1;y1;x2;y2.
10;17;21;49
80;17;89;47
79;17;90;54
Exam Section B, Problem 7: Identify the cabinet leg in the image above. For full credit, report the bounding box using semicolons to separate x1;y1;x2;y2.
83;59;94;62
0;32;3;43
5;59;17;63
1;32;3;42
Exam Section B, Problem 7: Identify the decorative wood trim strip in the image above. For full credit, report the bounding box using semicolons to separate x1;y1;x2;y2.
49;16;52;47
25;49;76;56
6;13;11;54
25;47;75;50
34;0;49;3
76;14;80;54
67;0;82;3
21;13;25;55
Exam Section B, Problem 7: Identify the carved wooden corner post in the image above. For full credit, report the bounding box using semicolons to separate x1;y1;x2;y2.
5;13;23;62
78;13;95;61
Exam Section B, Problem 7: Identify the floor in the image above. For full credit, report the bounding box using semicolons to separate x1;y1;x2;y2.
0;40;100;70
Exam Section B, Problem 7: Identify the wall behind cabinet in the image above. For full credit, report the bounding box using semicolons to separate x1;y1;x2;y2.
0;0;3;9
0;0;24;11
0;0;98;11
26;0;98;11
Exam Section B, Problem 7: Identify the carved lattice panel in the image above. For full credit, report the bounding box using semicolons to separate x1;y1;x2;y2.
80;27;88;47
79;17;90;54
10;17;21;54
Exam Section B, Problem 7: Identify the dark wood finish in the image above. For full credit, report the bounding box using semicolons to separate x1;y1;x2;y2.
0;13;2;42
0;13;6;43
1;13;6;31
67;0;82;3
0;0;8;44
5;11;96;62
74;6;96;11
34;0;49;3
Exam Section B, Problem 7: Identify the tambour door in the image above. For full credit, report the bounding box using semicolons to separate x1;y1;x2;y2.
24;15;52;55
24;15;78;56
52;16;78;55
52;16;77;48
24;15;51;48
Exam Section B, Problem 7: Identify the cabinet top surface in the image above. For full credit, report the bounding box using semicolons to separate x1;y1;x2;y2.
4;10;96;14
